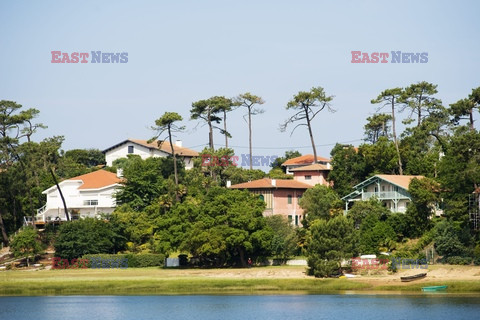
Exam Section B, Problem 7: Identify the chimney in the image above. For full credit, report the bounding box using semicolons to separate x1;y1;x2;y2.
226;180;231;188
175;140;183;147
271;179;276;187
116;168;123;178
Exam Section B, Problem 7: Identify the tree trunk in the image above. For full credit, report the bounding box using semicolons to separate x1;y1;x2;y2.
248;107;253;170
223;110;228;148
391;99;403;175
49;168;70;221
0;210;9;246
168;126;180;202
305;106;318;163
469;108;474;131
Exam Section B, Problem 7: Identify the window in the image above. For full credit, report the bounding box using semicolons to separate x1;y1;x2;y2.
287;195;292;204
84;200;98;206
382;186;385;191
288;215;293;222
259;194;265;201
295;215;299;226
128;145;134;154
305;175;312;180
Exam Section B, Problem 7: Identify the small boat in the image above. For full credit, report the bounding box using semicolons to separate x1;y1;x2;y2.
401;273;427;282
422;285;448;292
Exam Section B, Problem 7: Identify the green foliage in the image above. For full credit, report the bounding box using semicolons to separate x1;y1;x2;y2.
328;144;367;197
405;177;440;236
358;212;396;254
64;149;105;167
265;215;299;260
306;216;356;277
364;113;391;144
54;218;124;260
109;209;154;252
155;187;273;267
434;219;467;258
82;253;165;268
10;227;43;265
299;185;343;226
445;256;472;265
115;156;182;211
360;137;399;174
347;198;390;229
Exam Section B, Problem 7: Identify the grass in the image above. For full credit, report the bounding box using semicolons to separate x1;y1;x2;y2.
1;266;480;296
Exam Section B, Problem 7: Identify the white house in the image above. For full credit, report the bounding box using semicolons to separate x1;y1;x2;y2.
342;174;424;214
35;169;122;223
103;139;199;169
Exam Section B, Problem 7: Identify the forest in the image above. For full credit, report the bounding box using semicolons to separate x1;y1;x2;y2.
1;82;480;276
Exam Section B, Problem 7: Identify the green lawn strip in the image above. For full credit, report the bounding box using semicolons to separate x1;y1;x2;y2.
0;277;369;296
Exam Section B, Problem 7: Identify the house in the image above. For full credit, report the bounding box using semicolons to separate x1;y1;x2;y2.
34;170;122;223
229;178;313;226
289;163;332;187
103;139;199;169
282;154;331;175
341;174;424;214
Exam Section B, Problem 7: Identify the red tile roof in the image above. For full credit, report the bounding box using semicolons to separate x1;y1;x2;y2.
289;163;331;171
230;178;313;190
282;154;331;166
68;169;123;189
376;174;424;190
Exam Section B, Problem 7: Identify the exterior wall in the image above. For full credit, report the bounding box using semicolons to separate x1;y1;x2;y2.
105;142;194;169
247;188;305;226
39;183;119;221
105;143;168;166
293;170;329;186
272;189;305;226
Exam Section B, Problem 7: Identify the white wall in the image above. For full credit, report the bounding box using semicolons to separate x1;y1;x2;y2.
105;142;194;169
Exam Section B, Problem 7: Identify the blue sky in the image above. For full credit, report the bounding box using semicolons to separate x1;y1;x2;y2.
1;0;479;167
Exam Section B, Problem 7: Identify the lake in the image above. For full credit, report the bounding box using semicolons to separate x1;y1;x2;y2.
1;294;480;320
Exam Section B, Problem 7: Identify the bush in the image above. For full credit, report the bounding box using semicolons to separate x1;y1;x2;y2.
474;257;480;266
54;218;124;260
446;256;472;265
82;253;165;268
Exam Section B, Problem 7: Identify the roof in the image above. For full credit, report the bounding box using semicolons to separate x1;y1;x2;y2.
282;154;331;166
375;174;424;190
67;169;123;189
230;178;313;190
103;139;199;157
289;163;331;172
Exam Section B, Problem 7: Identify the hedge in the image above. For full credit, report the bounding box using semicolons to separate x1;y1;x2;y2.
82;253;165;268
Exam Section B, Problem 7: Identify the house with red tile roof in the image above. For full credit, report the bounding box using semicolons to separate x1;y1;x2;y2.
341;174;435;214
229;178;313;226
289;163;332;187
103;139;199;169
35;170;123;223
281;154;331;175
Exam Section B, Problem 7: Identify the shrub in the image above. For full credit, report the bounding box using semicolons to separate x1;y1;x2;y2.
82;253;165;268
446;256;472;265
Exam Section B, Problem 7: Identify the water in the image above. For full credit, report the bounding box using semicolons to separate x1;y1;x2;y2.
1;294;480;320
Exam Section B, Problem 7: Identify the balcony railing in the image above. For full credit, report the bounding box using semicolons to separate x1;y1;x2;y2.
361;191;409;200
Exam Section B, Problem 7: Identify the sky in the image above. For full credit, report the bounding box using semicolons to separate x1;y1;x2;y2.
1;0;479;169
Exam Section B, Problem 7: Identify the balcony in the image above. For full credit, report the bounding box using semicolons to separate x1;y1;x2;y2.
361;191;410;200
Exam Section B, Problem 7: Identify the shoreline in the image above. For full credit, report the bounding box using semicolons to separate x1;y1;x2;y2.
2;265;480;296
